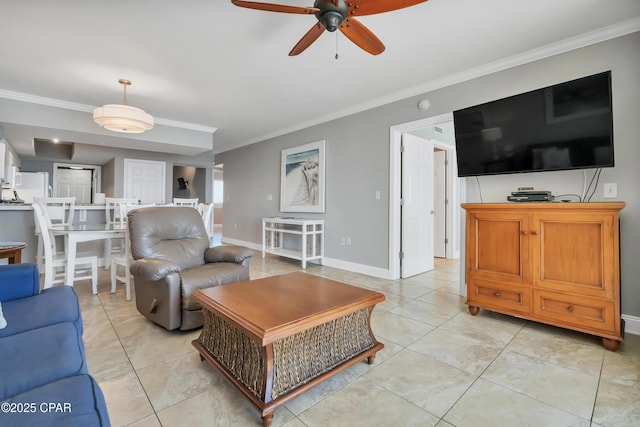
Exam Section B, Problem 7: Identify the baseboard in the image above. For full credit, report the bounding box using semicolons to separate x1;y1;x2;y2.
322;257;391;279
220;237;262;251
622;314;640;336
219;237;392;279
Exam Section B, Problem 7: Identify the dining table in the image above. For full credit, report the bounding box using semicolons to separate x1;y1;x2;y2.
50;223;126;287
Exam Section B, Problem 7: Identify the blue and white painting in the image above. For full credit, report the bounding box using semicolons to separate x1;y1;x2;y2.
280;141;325;212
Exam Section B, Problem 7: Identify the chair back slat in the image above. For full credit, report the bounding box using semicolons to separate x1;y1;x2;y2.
33;197;76;227
173;198;199;208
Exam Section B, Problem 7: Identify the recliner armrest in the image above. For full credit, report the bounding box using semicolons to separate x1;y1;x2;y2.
0;264;40;302
130;259;181;281
204;245;253;265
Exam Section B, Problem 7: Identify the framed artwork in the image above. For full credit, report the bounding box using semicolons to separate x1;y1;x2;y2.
280;140;325;213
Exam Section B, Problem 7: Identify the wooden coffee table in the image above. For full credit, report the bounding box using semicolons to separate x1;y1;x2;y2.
192;272;385;427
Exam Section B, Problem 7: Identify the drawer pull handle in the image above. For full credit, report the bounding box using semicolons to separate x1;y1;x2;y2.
494;291;501;297
567;306;574;313
521;231;528;235
532;231;539;235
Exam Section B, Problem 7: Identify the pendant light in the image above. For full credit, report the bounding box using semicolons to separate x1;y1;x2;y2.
93;79;154;133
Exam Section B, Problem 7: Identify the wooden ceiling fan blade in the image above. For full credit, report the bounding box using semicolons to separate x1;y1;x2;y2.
231;0;319;14
338;17;385;55
289;23;326;56
347;0;428;16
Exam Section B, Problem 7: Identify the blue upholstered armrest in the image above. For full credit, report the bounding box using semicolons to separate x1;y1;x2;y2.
0;263;40;302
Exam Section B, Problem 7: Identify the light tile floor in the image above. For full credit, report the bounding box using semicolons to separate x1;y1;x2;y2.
71;255;640;427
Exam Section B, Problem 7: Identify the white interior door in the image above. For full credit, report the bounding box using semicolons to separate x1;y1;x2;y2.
55;168;92;203
434;150;447;258
124;159;166;204
401;133;435;278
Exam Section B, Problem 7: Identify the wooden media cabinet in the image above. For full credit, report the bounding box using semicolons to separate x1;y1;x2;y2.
462;202;625;351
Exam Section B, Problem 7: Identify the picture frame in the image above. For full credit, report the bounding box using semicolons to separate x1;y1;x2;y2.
280;140;325;213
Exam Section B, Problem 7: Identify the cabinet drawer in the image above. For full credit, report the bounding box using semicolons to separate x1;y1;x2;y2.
467;279;530;315
532;290;618;336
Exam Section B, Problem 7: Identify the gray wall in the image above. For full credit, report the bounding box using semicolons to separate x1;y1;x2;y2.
216;32;640;317
172;165;208;202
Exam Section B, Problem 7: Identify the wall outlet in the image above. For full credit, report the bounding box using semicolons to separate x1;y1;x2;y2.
603;183;617;198
79;209;86;222
340;237;346;245
267;194;273;201
346;237;351;246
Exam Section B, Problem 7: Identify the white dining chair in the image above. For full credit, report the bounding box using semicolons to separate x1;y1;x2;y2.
32;203;98;292
110;203;155;300
198;203;215;244
104;197;138;270
173;197;199;208
32;197;76;270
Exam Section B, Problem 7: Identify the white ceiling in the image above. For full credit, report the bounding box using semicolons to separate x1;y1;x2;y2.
1;0;640;162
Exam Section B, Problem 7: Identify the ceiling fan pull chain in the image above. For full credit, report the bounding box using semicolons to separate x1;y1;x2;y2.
335;32;339;60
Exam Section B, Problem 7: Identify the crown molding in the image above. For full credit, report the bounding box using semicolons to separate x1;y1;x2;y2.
219;19;640;154
0;89;217;134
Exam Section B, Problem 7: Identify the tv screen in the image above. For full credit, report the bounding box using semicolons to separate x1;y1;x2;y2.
453;71;614;177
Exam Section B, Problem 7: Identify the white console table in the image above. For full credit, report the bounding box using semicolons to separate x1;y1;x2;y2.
262;218;324;268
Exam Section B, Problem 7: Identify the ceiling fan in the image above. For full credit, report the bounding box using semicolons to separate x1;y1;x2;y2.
231;0;428;56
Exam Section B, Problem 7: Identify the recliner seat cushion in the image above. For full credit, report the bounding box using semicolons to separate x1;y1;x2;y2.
181;262;251;310
0;322;87;400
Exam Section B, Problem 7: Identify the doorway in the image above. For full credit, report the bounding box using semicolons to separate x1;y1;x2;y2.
389;112;464;280
53;163;101;203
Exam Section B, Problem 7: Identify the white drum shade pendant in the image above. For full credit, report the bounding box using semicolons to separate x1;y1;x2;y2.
93;79;154;133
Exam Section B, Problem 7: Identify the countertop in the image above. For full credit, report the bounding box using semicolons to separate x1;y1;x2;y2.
0;204;108;211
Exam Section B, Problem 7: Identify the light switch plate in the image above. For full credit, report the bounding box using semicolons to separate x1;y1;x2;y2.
603;183;617;198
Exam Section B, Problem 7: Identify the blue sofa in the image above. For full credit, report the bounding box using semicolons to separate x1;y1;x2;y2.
0;263;110;427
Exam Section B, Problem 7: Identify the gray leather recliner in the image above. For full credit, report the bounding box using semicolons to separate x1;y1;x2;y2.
127;206;252;331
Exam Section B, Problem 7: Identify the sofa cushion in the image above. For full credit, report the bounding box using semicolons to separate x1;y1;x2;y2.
0;322;87;400
181;262;251;310
0;286;82;339
0;374;110;427
0;264;39;302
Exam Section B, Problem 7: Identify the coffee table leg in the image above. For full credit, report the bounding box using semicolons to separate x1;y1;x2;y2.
262;413;274;427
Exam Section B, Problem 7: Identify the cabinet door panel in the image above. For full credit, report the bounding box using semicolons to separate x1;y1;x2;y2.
467;212;529;285
533;213;616;299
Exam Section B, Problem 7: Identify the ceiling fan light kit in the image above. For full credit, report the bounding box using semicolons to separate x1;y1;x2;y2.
231;0;428;56
93;79;154;134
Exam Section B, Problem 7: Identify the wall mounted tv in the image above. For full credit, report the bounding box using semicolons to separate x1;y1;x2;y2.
453;71;614;177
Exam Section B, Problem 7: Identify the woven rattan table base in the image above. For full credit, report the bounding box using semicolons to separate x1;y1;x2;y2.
193;296;383;427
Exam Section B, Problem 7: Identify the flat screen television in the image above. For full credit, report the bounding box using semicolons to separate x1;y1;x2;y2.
453;71;614;177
